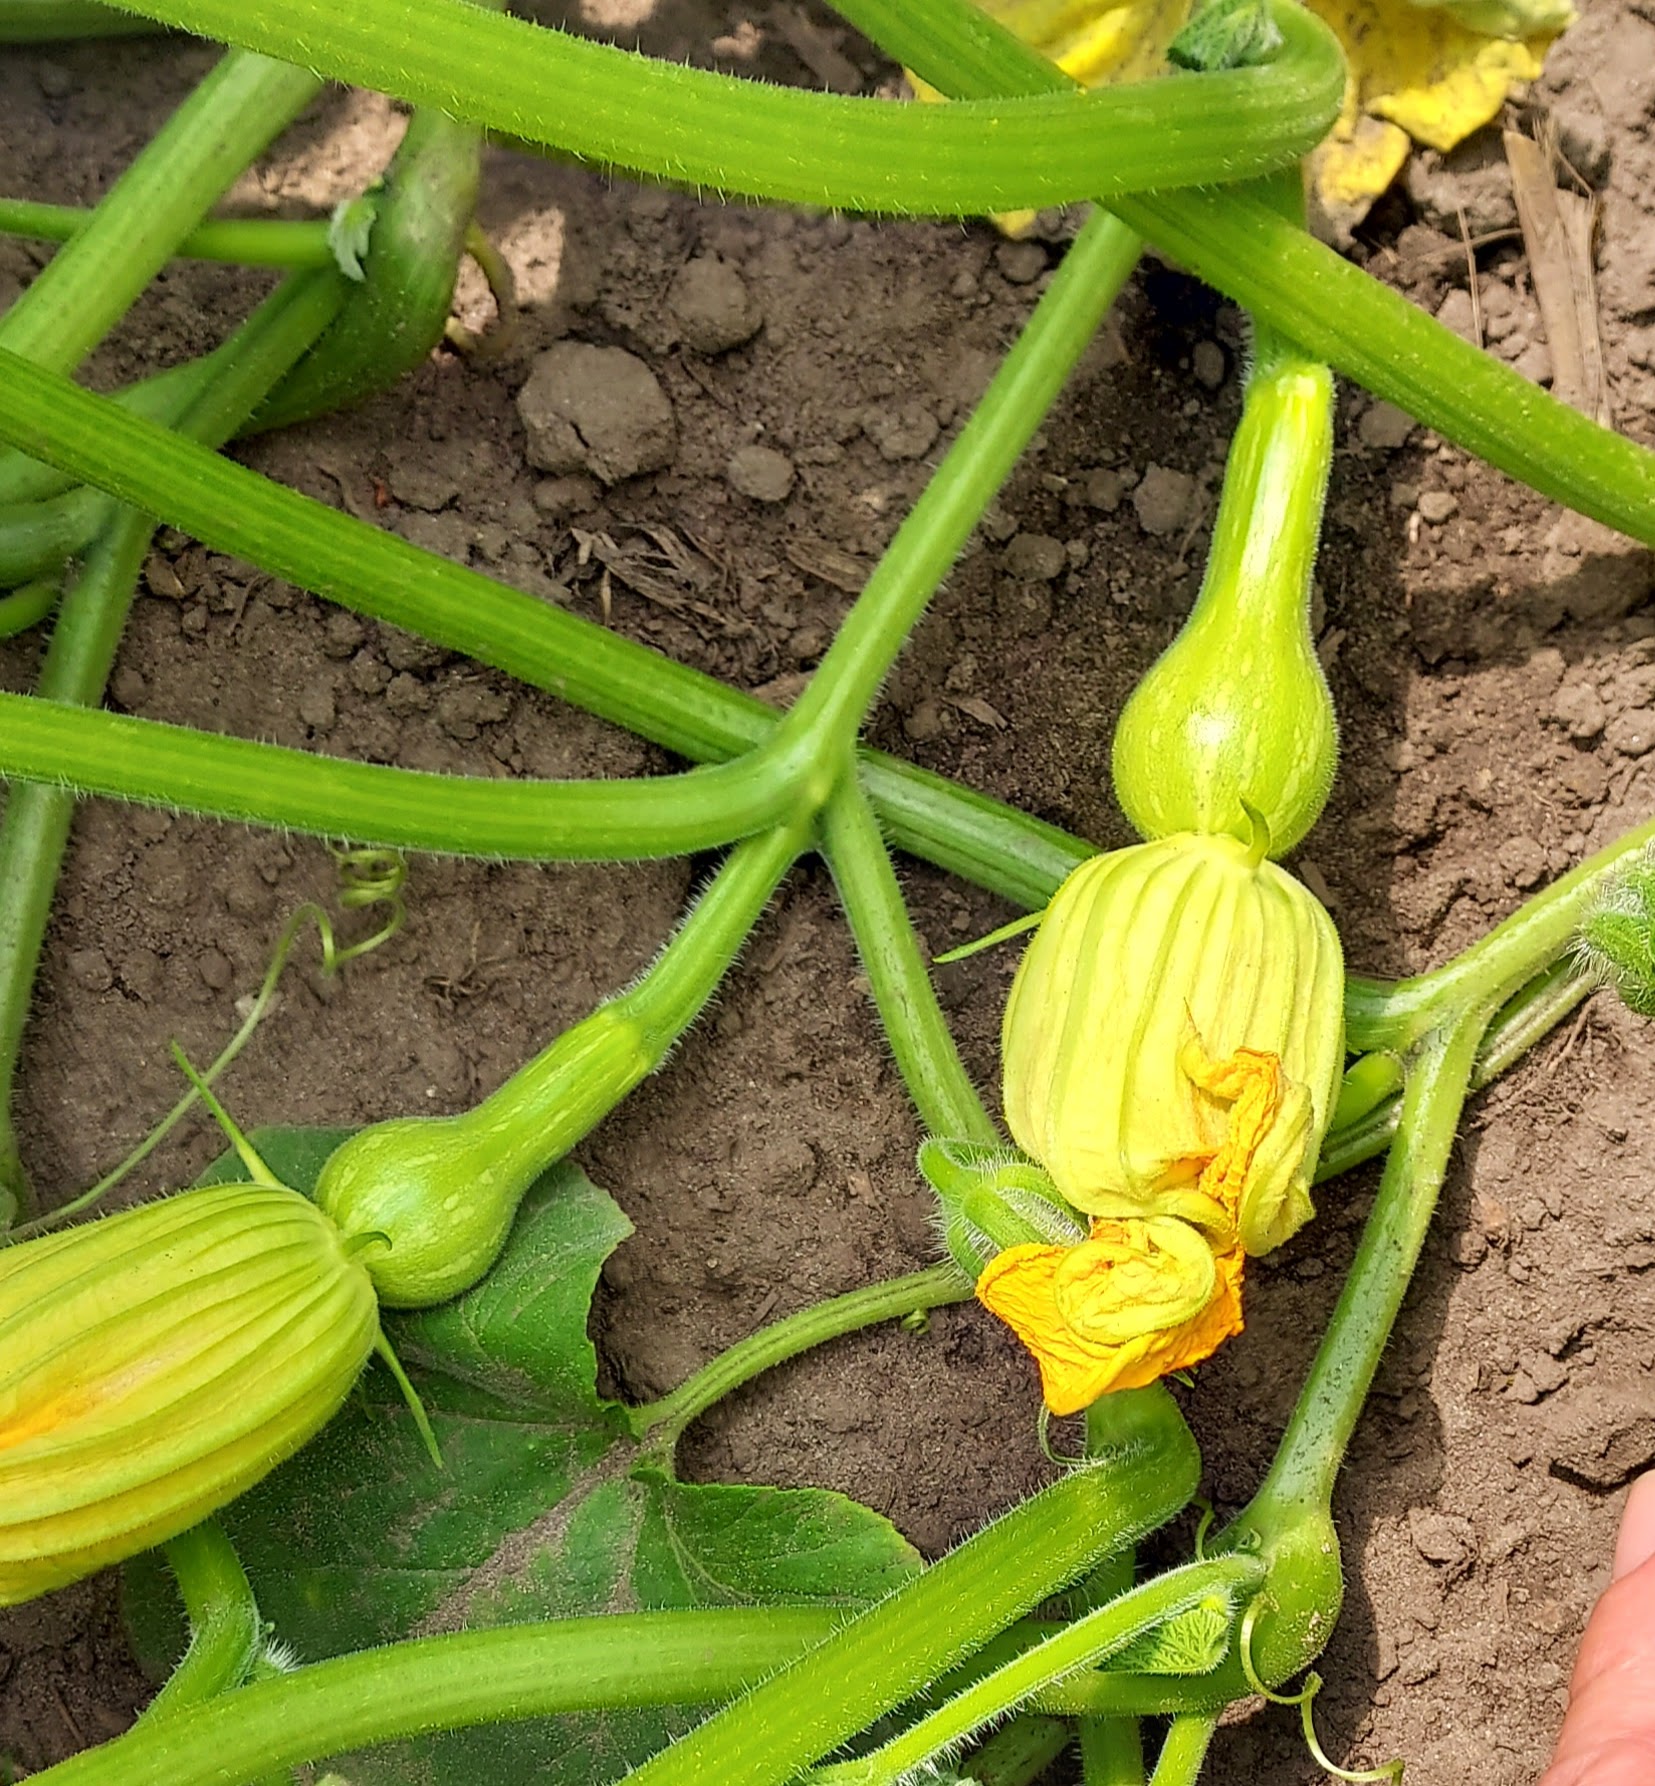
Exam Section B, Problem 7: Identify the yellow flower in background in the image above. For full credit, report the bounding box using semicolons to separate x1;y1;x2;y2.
912;0;1572;238
978;831;1344;1412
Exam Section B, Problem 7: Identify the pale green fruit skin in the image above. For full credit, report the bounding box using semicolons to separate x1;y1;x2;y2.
0;1183;377;1607
315;1006;650;1308
1111;357;1338;858
313;1113;508;1310
1001;832;1344;1256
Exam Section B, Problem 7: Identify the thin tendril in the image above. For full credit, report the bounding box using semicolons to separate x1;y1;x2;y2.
445;221;518;356
6;849;407;1240
1238;1601;1404;1783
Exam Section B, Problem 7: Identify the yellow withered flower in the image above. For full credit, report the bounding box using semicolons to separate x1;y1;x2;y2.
0;1183;379;1606
979;830;1343;1409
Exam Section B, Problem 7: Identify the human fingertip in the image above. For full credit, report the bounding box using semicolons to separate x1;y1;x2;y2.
1611;1472;1655;1582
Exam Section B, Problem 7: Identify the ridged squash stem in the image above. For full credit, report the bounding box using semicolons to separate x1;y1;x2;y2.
250;38;498;433
0;271;345;1226
1110;340;1337;855
1146;1716;1219;1785
624;1390;1200;1786
0;49;321;374
0;0;161;34
1345;805;1655;1052
1077;1392;1156;1786
0;578;56;638
0;270;343;590
315;820;806;1306
0;343;1088;899
30;1597;1228;1786
91;0;1343;215
958;1716;1072;1786
0;199;334;269
805;1557;1263;1786
822;779;998;1145
1196;1010;1486;1697
771;206;1140;765
137;1522;264;1725
842;0;1655;545
631;1261;971;1453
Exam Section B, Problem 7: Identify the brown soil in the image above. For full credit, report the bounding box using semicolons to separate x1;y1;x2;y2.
4;6;1655;1781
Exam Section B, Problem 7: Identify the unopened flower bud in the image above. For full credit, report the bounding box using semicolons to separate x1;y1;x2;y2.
979;830;1344;1411
0;1184;379;1606
1002;830;1344;1257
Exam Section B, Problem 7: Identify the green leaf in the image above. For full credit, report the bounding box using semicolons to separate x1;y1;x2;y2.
129;1127;919;1783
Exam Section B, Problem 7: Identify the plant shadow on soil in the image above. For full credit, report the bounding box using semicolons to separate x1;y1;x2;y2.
5;4;1655;1782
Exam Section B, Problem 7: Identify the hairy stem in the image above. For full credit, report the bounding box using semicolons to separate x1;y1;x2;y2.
631;1262;971;1451
96;0;1341;214
0;50;320;372
0;198;334;267
138;1522;263;1725
824;781;997;1143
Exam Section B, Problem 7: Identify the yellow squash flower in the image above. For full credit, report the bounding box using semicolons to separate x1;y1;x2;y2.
979;830;1344;1408
912;0;1570;239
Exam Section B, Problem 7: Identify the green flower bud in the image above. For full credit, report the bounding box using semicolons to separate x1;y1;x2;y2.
1576;845;1655;1018
1111;349;1338;858
917;1138;1086;1278
0;1184;378;1607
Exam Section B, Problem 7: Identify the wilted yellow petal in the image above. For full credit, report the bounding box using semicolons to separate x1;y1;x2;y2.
935;0;1193;83
1303;0;1563;228
914;0;1568;238
977;1220;1244;1413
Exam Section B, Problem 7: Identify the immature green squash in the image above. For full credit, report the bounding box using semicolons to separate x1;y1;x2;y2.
315;1004;649;1306
0;1184;378;1605
1111;350;1338;857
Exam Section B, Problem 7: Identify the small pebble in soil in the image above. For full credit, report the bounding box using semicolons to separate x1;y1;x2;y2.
1605;709;1655;757
297;677;336;733
1549;1386;1655;1490
1001;533;1066;582
1359;400;1416;451
994;239;1046;285
1406;136;1517;237
66;948;113;994
1418;490;1459;524
1191;340;1226;389
1131;464;1196;537
384;671;432;717
1512;339;1554;387
1552;680;1606;742
668;254;762;355
516;342;677;484
1497;835;1547;889
436;683;511;741
350;650;390;695
1409;1508;1475;1571
1435;288;1478;345
532;474;599;519
321;613;366;659
903;698;946;742
198;949;234;993
726;443;795;503
864;401;939;462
